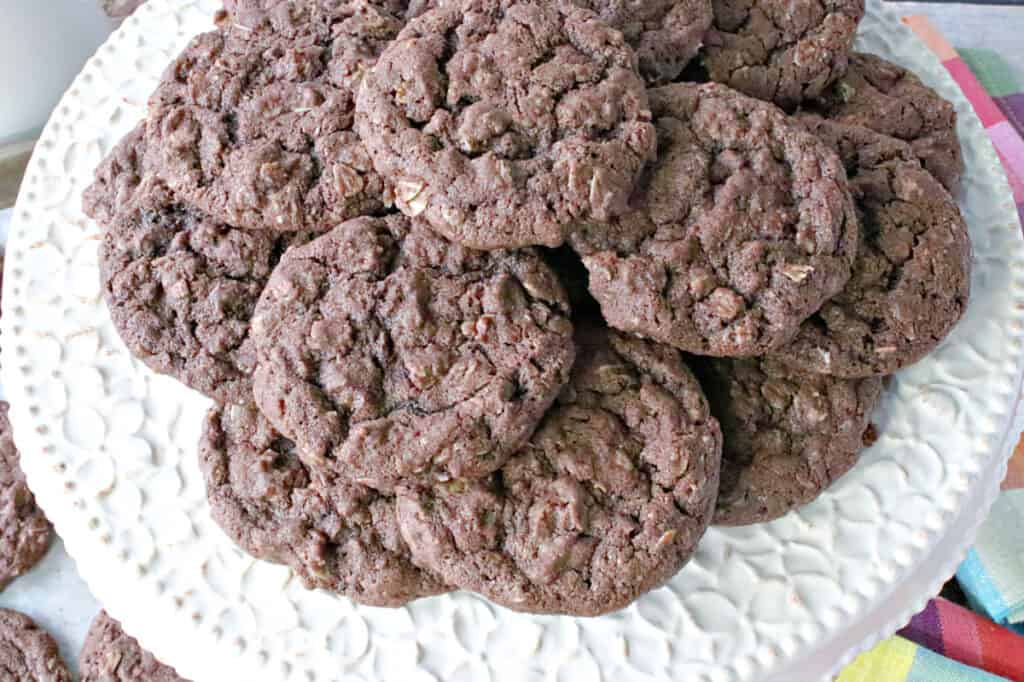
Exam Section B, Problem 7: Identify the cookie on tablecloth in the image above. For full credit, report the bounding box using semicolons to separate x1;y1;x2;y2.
0;403;52;591
809;51;964;191
200;403;446;605
769;116;971;377
698;357;882;525
396;322;722;615
0;608;70;682
355;0;656;249
251;214;575;490
702;0;864;109
79;611;188;682
571;82;859;357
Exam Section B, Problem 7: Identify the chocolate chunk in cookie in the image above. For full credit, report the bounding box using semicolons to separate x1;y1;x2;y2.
702;0;864;109
0;608;70;682
79;611;188;682
98;162;310;404
143;0;399;231
355;0;656;249
396;323;722;616
698;357;881;525
809;51;964;191
769;116;971;377
200;403;446;606
571;83;859;357
251;214;575;490
0;403;52;591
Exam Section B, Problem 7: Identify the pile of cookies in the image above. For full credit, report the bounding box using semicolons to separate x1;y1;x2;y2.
83;0;971;617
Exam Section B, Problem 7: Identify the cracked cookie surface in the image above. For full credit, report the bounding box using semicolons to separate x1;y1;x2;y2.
200;403;447;605
142;0;400;231
79;611;188;682
769;116;971;377
809;51;964;191
703;0;864;109
0;609;70;682
571;83;859;357
0;403;52;592
396;322;722;615
699;356;881;525
355;0;656;249
251;214;575;490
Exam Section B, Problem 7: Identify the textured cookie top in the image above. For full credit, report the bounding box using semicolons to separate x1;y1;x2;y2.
572;0;712;84
99;172;309;404
769;116;971;377
700;357;881;525
355;0;656;249
572;83;859;357
703;0;865;109
0;608;70;682
0;402;52;592
251;214;575;490
82;124;151;226
79;611;188;682
200;403;446;605
142;0;400;231
810;51;964;191
396;324;722;616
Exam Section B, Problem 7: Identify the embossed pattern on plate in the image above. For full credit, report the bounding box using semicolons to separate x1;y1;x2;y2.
2;1;1023;681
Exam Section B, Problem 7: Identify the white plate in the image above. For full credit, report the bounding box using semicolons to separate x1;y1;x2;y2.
3;1;1023;680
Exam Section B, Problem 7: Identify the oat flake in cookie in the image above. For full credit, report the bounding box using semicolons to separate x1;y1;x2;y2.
79;611;188;682
143;0;399;231
703;0;864;110
0;403;52;591
98;169;310;404
769;117;971;377
397;323;722;616
200;403;446;605
355;0;656;249
0;608;70;682
572;83;859;357
700;357;882;526
251;214;575;491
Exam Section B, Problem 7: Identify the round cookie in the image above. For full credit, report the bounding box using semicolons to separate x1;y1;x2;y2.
809;51;964;192
702;0;864;109
396;323;722;616
355;0;656;249
99;175;310;404
82;123;151;226
0;402;52;591
79;611;187;682
251;214;575;491
769;116;971;377
0;608;70;682
200;403;446;606
699;357;882;525
571;82;859;357
143;0;399;231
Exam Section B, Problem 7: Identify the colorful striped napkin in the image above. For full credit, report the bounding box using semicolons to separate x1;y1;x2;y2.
838;15;1024;682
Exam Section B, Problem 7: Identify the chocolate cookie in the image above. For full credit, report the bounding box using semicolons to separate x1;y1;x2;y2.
355;0;656;249
703;0;864;109
572;0;712;84
809;51;964;191
0;403;52;591
700;357;881;525
0;608;70;682
82;123;151;226
79;611;187;682
98;173;310;404
769;116;971;377
396;323;722;616
200;403;446;606
571;83;859;357
142;0;399;231
251;214;575;490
